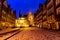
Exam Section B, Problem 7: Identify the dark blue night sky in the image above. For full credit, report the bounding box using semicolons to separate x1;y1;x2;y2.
7;0;46;18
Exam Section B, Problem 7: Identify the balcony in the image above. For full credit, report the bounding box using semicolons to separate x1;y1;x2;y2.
43;10;46;16
47;0;53;9
2;6;8;12
56;7;60;15
56;0;60;7
43;16;47;21
47;7;54;16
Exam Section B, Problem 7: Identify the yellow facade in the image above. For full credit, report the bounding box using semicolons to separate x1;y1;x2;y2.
0;0;16;29
27;12;34;26
15;17;29;28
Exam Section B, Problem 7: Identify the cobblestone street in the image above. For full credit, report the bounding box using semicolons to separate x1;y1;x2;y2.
0;0;60;40
0;27;60;40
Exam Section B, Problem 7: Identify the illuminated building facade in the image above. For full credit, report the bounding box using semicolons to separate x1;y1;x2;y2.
0;0;2;29
55;0;60;30
27;12;34;26
42;4;47;29
1;0;8;29
46;0;56;29
15;11;34;27
0;0;1;18
34;0;60;30
34;5;43;27
0;0;16;29
15;17;29;28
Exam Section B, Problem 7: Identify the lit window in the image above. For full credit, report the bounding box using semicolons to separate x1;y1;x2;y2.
0;2;1;6
56;7;60;14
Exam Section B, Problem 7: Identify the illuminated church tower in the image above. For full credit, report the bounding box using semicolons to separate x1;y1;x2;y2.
27;11;34;26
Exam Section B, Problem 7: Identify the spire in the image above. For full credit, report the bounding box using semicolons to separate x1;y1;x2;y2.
22;14;23;17
28;11;32;16
19;11;22;17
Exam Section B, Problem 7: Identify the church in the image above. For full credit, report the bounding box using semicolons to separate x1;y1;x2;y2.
15;11;34;27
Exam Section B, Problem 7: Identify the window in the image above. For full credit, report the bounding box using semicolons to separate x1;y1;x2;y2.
56;0;60;6
52;15;55;19
56;7;60;14
0;2;1;6
47;0;51;3
56;3;60;8
3;6;8;12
